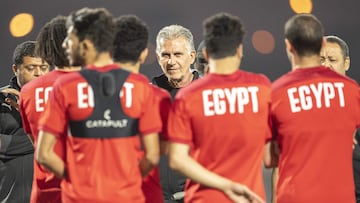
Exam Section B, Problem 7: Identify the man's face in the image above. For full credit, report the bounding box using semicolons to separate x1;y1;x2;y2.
320;42;349;75
62;26;84;66
13;56;49;87
157;37;195;82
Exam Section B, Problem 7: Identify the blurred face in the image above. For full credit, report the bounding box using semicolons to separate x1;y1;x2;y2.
320;42;349;75
62;26;85;66
13;56;49;87
157;37;195;82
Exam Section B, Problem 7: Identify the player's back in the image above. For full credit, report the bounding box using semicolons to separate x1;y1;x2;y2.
39;65;161;203
271;66;360;203
20;69;70;203
171;69;271;202
21;70;69;145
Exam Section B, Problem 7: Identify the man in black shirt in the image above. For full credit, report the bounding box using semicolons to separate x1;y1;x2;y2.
152;24;199;203
0;41;49;202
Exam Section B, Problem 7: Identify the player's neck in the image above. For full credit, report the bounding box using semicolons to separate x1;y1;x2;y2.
292;54;321;70
114;62;140;73
86;52;114;68
55;66;82;71
208;56;240;74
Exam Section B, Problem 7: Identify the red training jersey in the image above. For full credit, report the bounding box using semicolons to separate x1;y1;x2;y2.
271;66;360;203
168;70;272;203
141;85;170;203
38;64;161;203
20;69;71;203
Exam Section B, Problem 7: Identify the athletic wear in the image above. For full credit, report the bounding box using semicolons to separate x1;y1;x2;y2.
0;76;33;203
168;70;272;203
141;86;171;203
271;66;360;203
20;70;70;203
39;65;161;203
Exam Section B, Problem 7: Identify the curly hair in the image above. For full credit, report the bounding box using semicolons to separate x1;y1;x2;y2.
36;15;69;68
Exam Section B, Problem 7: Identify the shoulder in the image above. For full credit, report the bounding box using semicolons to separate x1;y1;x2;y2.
55;71;83;85
152;85;171;99
128;72;150;83
238;70;271;86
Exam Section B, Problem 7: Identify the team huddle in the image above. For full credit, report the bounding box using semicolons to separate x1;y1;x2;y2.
0;7;359;203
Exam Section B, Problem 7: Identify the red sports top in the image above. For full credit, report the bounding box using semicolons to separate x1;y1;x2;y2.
271;66;360;203
168;70;272;203
140;86;170;203
38;64;161;203
20;70;70;203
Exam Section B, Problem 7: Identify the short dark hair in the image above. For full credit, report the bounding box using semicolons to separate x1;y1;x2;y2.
12;41;37;66
325;35;349;59
67;7;115;52
285;13;324;57
36;15;69;68
112;15;149;63
203;12;245;59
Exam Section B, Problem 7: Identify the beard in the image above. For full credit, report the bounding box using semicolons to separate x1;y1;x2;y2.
71;52;85;67
69;45;85;67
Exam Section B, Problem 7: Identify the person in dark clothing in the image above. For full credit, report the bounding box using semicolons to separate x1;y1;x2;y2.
0;41;49;202
152;24;199;203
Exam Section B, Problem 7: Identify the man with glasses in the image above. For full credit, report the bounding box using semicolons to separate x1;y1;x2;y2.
0;40;49;203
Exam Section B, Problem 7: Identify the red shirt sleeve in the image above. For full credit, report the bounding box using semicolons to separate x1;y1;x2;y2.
167;97;192;144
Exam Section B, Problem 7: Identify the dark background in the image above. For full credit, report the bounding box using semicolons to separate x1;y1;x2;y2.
1;0;359;85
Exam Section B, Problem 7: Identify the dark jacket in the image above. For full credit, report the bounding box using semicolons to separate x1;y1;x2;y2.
0;76;34;203
152;70;199;202
354;129;360;202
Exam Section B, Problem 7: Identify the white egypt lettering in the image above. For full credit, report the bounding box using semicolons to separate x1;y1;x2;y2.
202;86;259;116
35;86;53;112
287;82;345;113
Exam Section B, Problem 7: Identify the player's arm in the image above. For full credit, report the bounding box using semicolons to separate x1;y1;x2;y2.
263;140;279;168
36;130;66;178
139;132;160;177
271;167;278;203
169;142;265;203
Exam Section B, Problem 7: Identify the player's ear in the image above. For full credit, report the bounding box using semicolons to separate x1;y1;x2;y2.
284;39;293;53
237;44;243;58
139;48;148;64
202;47;209;62
12;64;18;76
344;56;350;71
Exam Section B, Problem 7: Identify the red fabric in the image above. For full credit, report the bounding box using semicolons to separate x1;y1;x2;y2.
20;70;70;203
152;85;172;140
167;70;271;203
140;86;169;203
271;66;360;203
38;64;161;203
142;167;164;203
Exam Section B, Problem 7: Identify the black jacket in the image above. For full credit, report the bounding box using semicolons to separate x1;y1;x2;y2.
0;76;34;203
152;70;199;202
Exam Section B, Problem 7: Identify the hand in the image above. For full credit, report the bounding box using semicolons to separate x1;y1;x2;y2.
224;182;265;203
1;88;20;111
